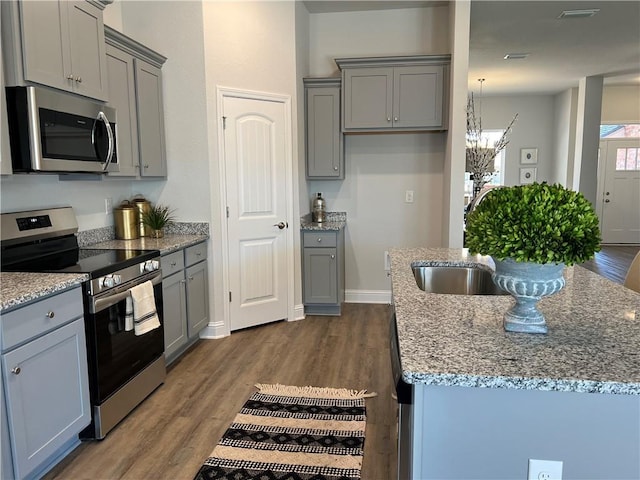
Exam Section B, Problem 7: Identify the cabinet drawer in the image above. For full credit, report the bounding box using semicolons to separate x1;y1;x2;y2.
303;231;337;248
185;242;207;266
162;251;184;278
1;288;83;352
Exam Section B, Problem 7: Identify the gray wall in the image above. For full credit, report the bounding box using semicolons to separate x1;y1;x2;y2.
414;384;640;480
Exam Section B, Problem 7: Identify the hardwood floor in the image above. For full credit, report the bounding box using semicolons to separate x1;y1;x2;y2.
45;303;397;480
579;245;640;284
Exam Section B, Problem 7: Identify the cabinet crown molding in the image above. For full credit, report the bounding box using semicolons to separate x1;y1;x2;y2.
335;54;451;70
303;77;341;88
105;26;167;68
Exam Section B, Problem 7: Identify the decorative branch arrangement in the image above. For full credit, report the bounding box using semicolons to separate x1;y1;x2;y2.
466;92;518;195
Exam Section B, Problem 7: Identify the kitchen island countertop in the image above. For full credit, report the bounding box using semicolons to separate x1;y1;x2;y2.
390;247;640;395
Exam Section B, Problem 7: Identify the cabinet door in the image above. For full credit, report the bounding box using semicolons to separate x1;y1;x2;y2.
186;261;209;338
303;247;338;304
306;86;343;179
135;58;167;177
162;270;188;363
19;0;70;92
2;319;90;480
343;67;392;130
106;44;139;177
393;65;443;129
66;0;107;100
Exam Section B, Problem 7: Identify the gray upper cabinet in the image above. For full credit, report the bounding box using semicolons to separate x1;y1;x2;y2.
336;55;450;132
135;59;167;177
105;27;167;178
106;44;139;176
2;0;108;101
304;78;344;179
1;5;12;176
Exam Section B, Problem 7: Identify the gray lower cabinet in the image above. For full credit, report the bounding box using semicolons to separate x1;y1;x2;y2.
104;27;167;178
0;287;90;480
162;242;209;364
304;78;344;179
336;55;450;132
2;0;108;101
302;230;345;316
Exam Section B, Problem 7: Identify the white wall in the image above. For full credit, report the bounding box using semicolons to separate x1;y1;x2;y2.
551;88;578;186
307;5;450;295
602;85;640;123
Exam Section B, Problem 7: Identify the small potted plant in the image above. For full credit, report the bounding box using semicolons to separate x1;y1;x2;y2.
465;182;601;334
141;204;175;238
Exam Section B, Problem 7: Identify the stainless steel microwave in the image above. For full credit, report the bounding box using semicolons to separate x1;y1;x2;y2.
5;86;118;174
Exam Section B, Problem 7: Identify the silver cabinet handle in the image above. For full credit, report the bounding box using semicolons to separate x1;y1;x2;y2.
394;117;398;122
144;164;149;169
188;276;194;281
387;117;391;122
333;166;338;171
195;252;202;257
76;76;82;83
11;367;21;375
317;238;322;243
67;74;74;80
331;254;335;259
180;279;187;284
171;262;177;267
46;311;55;319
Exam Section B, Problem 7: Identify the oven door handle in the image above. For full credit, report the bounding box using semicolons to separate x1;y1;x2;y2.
90;272;162;314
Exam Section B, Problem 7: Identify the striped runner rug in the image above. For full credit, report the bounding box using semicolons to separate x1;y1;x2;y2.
194;383;376;480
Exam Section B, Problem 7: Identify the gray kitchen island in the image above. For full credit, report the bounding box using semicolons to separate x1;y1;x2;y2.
389;247;640;480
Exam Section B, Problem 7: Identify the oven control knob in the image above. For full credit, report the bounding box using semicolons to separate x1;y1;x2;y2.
113;274;122;286
150;260;160;271
101;275;115;288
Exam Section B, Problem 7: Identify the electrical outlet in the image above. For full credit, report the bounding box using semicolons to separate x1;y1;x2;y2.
528;459;563;480
405;190;414;203
105;197;113;215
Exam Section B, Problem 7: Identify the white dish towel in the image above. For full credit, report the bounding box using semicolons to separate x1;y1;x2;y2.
129;280;161;336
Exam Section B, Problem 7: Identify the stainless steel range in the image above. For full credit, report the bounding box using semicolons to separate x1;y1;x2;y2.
1;207;165;439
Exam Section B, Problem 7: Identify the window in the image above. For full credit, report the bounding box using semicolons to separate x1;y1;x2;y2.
600;124;640;138
616;147;640;171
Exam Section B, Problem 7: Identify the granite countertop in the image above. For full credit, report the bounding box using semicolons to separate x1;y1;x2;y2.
300;212;347;231
0;272;88;313
389;247;640;395
89;234;208;255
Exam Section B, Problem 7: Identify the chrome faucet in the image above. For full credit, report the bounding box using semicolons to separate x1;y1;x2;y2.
467;185;503;214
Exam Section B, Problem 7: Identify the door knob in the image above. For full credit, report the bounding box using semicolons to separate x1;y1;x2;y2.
605;199;610;203
273;222;287;230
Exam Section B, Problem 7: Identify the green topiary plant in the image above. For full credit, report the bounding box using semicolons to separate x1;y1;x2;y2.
466;183;601;266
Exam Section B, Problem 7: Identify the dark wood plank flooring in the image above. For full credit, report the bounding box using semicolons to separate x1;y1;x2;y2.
579;245;640;284
45;303;397;480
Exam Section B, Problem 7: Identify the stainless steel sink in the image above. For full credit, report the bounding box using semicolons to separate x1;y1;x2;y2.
412;265;508;295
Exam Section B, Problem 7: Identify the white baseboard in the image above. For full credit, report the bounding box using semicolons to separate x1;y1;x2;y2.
289;304;305;321
199;320;229;339
345;289;392;304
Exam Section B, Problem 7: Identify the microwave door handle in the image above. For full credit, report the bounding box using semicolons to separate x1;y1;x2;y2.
95;111;114;171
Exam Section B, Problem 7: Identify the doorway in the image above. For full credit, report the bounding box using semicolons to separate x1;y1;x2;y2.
597;139;640;244
217;88;294;331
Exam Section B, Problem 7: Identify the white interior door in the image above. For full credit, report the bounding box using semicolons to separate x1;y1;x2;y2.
222;95;289;331
599;139;640;244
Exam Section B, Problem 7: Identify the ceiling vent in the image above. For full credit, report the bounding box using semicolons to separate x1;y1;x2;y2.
503;53;530;60
558;9;600;19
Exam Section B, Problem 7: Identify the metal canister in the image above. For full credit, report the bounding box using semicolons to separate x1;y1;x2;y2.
132;197;152;237
312;192;326;223
114;201;139;240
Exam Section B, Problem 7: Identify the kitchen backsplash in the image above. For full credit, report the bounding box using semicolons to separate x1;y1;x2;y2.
77;222;210;247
